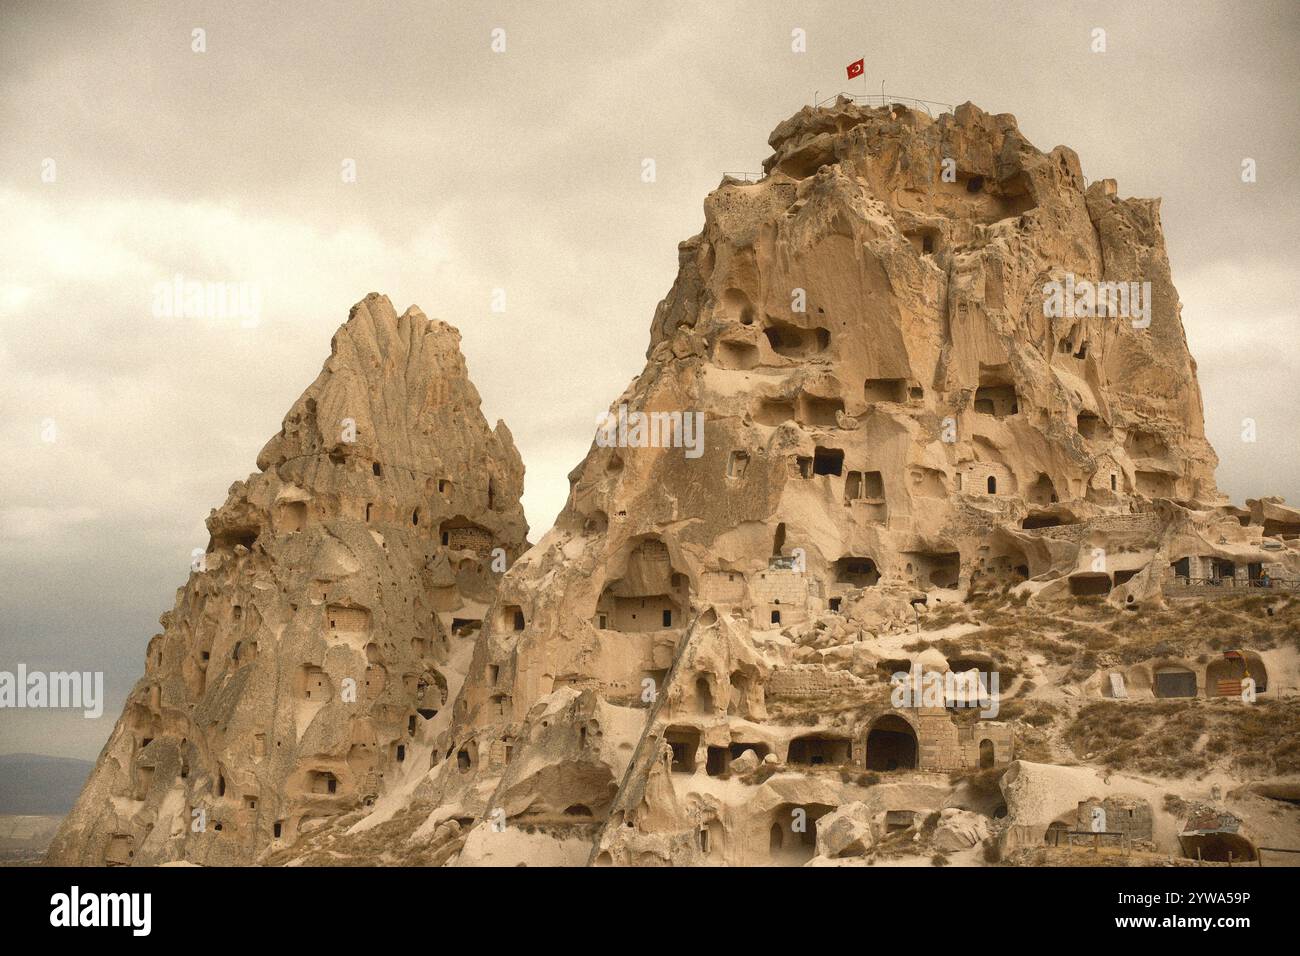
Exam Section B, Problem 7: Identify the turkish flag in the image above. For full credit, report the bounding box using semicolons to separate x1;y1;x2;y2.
846;58;864;79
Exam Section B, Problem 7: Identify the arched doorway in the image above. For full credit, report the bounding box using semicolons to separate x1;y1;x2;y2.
865;714;918;771
769;823;783;854
1206;653;1268;697
728;671;750;716
695;676;713;714
1206;656;1246;697
706;819;724;859
1045;821;1070;847
979;738;995;769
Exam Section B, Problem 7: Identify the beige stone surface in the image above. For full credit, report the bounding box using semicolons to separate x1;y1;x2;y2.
54;99;1300;868
46;294;527;865
814;802;874;858
933;807;990;851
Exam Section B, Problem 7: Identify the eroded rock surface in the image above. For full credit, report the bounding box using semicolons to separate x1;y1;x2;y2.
56;99;1300;868
47;294;527;865
418;98;1299;868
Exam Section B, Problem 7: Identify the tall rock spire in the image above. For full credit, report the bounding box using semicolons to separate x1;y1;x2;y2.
48;294;527;865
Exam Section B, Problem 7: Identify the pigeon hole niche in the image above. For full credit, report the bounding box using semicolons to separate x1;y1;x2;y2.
665;726;700;773
812;447;843;476
726;450;751;479
903;226;942;256
299;769;340;797
363;653;387;701
763;319;830;359
835;556;880;588
974;542;1030;584
713;336;761;370
104;833;135;866
1076;410;1106;441
439;517;493;555
209;523;259;554
754;396;796;426
910;466;950;498
276;499;308;533
496;603;526;632
972;368;1019;418
326;602;371;648
863;378;908;404
729;741;771;762
1134;470;1177;498
592;538;688;634
728;670;755;717
719;287;756;328
901;551;961;590
787;733;853;766
936;166;1036;222
1027;473;1058;507
1022;511;1066;530
796;392;844;427
844;469;886;522
295;664;332;702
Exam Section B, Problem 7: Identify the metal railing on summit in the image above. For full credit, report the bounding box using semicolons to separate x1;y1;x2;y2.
812;91;956;117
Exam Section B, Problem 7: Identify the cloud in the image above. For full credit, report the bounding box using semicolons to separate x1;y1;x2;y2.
1;0;1296;759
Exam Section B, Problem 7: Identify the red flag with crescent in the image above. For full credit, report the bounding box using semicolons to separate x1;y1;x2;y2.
847;58;864;79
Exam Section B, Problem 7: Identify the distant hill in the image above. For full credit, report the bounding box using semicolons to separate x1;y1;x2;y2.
0;815;64;865
0;754;93;814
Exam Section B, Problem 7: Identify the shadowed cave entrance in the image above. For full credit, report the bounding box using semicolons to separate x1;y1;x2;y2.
788;734;852;766
768;803;836;865
1180;832;1257;863
865;715;918;771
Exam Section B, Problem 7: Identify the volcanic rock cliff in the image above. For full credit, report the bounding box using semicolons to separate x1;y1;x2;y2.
347;98;1296;868
55;100;1300;869
47;294;528;865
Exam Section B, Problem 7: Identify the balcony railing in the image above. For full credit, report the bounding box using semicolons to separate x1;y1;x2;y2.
1165;575;1298;593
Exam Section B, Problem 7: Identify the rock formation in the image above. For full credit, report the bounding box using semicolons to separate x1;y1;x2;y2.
46;294;528;865
368;97;1298;867
55;99;1300;868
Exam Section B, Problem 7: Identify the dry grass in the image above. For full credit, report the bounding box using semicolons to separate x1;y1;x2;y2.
948;765;1009;796
998;698;1063;728
1065;699;1300;777
259;801;467;867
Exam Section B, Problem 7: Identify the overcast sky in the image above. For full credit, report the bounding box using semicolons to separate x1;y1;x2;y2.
1;1;1296;759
